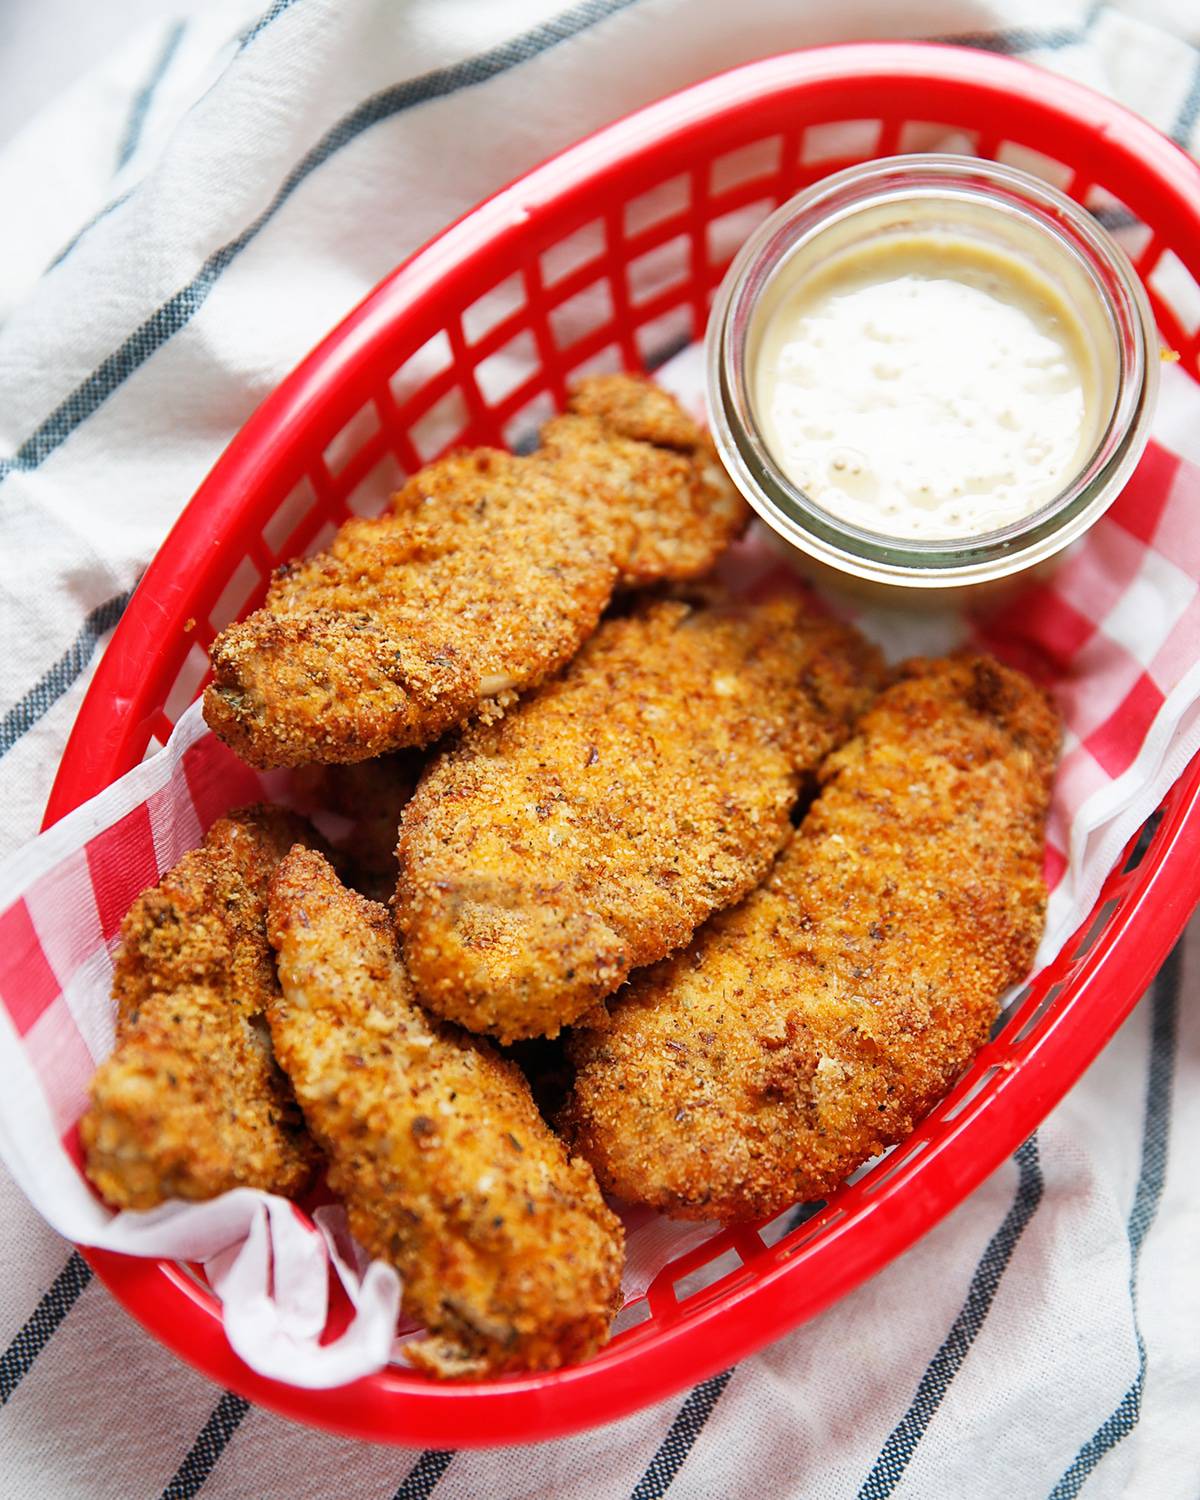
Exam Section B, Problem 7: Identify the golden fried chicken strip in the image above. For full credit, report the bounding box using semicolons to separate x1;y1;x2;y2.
205;451;614;769
562;656;1061;1223
267;847;624;1380
80;806;320;1210
203;375;745;768
396;593;881;1043
537;375;743;587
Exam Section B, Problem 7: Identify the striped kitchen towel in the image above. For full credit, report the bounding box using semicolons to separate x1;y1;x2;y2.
1;1;1199;1497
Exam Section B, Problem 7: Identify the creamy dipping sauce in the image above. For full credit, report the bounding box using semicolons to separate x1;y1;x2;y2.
753;237;1102;541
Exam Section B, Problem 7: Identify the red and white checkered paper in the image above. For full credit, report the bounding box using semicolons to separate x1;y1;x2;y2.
1;350;1198;1389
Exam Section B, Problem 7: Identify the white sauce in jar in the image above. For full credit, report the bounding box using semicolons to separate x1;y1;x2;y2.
753;237;1101;541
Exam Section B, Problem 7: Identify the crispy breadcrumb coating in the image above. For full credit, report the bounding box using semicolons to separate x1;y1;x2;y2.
396;593;881;1043
204;375;746;768
537;377;743;587
562;656;1061;1223
267;846;624;1379
80;806;320;1211
205;449;613;769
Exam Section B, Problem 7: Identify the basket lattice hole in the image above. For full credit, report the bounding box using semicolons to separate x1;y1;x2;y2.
799;118;882;165
475;329;541;406
502;389;557;453
1122;809;1163;873
843;1145;890;1188
462;272;526;346
732;1227;766;1263
860;1135;932;1195
624;173;691;241
322;403;381;477
992;981;1031;1039
1008;979;1066;1047
710;136;783;196
1084;189;1141;233
262;476;318;556
209;556;262;632
164;642;211;726
540;218;607;287
936;1065;1002;1126
759;1198;824;1248
1069;897;1121;965
706;198;775;270
548;281;617;351
1082;186;1154;258
609;1296;652;1339
781;1206;846;1258
410;387;470;462
570;343;625;381
628;233;691;306
1117;223;1160;270
345;450;405;518
897;120;981;156
995;141;1074;191
637;304;694;369
389;331;454;408
305;519;339;558
672;1244;744;1305
1148;249;1200;339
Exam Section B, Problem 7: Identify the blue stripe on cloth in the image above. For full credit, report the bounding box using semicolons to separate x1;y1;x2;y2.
0;588;132;759
392;1450;455;1499
934;0;1103;54
0;1252;92;1405
0;0;640;490
45;0;303;277
856;1135;1045;1500
1047;944;1182;1498
1171;53;1200;146
159;1391;251;1500
238;0;305;49
45;190;136;276
116;21;187;171
629;1369;734;1499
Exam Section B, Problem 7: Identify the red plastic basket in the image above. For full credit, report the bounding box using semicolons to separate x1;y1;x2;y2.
42;43;1200;1447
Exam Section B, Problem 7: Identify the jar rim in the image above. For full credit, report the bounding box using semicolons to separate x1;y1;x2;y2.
705;153;1161;588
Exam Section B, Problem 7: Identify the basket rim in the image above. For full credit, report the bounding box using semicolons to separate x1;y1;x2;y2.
41;40;1200;1447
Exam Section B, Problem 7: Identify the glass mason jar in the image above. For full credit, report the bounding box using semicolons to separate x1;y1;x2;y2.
705;154;1160;594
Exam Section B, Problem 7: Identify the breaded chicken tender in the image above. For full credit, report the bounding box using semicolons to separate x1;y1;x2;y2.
204;375;746;768
396;593;881;1043
537;376;741;586
81;806;320;1210
267;847;624;1379
562;656;1061;1223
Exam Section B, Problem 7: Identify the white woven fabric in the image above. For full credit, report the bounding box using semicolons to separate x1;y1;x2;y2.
1;2;1198;1496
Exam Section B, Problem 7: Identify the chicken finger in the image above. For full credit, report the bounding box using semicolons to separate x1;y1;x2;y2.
267;846;624;1379
396;592;881;1042
204;375;745;768
81;806;320;1210
562;655;1060;1222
